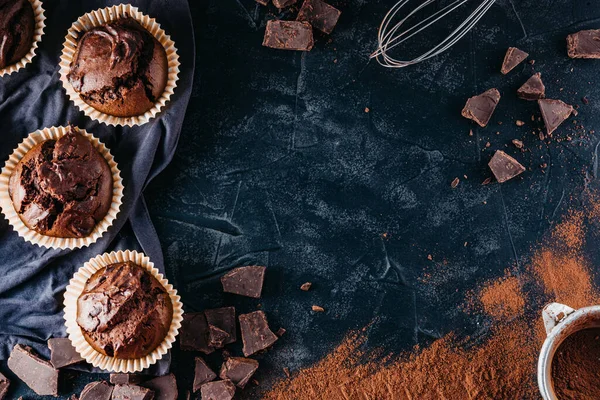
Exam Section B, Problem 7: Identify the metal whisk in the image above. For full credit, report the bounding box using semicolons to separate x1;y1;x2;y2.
370;0;496;68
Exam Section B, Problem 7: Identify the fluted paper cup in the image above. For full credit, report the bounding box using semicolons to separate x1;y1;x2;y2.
63;250;183;373
0;126;123;249
58;4;180;126
0;0;45;77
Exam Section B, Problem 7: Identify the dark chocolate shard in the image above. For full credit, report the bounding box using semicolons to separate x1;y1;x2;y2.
239;311;279;357
110;374;145;385
0;372;9;400
80;381;113;400
193;357;217;392
180;312;214;354
200;380;236;400
272;0;297;8
141;373;177;400
263;21;314;51
48;337;85;369
539;99;574;135
208;325;231;349
517;73;545;101
7;344;59;396
567;29;600;58
221;265;266;298
500;47;528;74
112;384;154;400
488;151;525;183
219;357;259;389
461;88;501;127
205;307;237;345
297;0;341;34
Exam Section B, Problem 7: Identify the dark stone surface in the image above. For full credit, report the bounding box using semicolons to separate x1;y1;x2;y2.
7;0;600;398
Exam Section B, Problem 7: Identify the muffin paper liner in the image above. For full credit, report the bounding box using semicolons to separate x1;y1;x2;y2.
0;0;45;77
58;4;180;126
63;250;183;373
0;126;124;249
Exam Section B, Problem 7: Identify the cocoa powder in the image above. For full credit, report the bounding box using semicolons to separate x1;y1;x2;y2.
552;328;600;400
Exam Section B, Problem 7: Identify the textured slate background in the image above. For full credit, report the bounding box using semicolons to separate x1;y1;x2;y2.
8;0;600;398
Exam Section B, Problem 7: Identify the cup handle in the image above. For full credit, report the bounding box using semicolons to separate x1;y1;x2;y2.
542;302;575;336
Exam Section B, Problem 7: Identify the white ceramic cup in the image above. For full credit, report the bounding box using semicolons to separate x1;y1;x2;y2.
538;302;600;399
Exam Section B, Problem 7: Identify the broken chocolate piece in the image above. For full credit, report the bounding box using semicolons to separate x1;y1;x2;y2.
263;20;314;52
112;384;154;400
180;312;214;354
219;357;259;389
500;47;528;74
0;372;9;400
272;0;296;7
517;73;545;101
221;265;266;298
239;311;279;356
205;307;237;346
461;88;500;127
48;337;85;369
194;357;217;392
208;325;231;348
567;29;600;58
7;344;59;396
297;0;341;34
110;374;145;385
200;380;236;400
488;151;525;183
80;381;113;400
142;373;177;400
539;99;574;135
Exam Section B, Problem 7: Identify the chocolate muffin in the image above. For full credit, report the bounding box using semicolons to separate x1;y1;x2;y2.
67;18;168;117
0;0;35;69
8;127;113;238
76;261;173;359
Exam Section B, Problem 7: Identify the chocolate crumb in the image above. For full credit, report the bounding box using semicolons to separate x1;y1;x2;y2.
300;282;312;291
312;305;325;312
512;139;524;149
515;120;525;127
482;177;492;185
451;178;460;188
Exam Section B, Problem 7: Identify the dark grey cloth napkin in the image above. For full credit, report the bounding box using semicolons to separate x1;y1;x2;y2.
0;0;194;370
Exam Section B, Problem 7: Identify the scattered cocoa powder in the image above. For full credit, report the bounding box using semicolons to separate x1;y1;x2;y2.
478;275;525;318
552;328;600;400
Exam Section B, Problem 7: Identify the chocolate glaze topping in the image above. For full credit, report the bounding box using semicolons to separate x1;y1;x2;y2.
77;261;172;359
0;0;35;68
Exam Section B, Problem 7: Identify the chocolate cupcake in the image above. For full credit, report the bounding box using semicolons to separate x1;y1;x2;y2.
0;0;35;69
8;126;113;238
76;261;173;359
67;18;168;118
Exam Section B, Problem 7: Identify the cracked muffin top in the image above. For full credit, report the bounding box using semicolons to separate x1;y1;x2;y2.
0;0;35;69
76;261;173;359
8;126;113;238
67;18;168;118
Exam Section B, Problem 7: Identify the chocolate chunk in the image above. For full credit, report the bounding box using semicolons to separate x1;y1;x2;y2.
193;357;217;392
180;312;214;354
272;0;297;8
7;344;59;396
80;381;113;400
488;151;525;183
200;380;236;400
263;21;314;51
141;374;177;400
219;357;259;389
48;338;85;369
112;384;154;400
567;29;600;58
239;311;279;356
297;0;341;34
0;372;9;400
205;307;237;346
539;99;574;135
500;47;528;74
221;266;266;298
461;89;500;127
208;325;231;348
517;73;545;101
110;374;145;385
